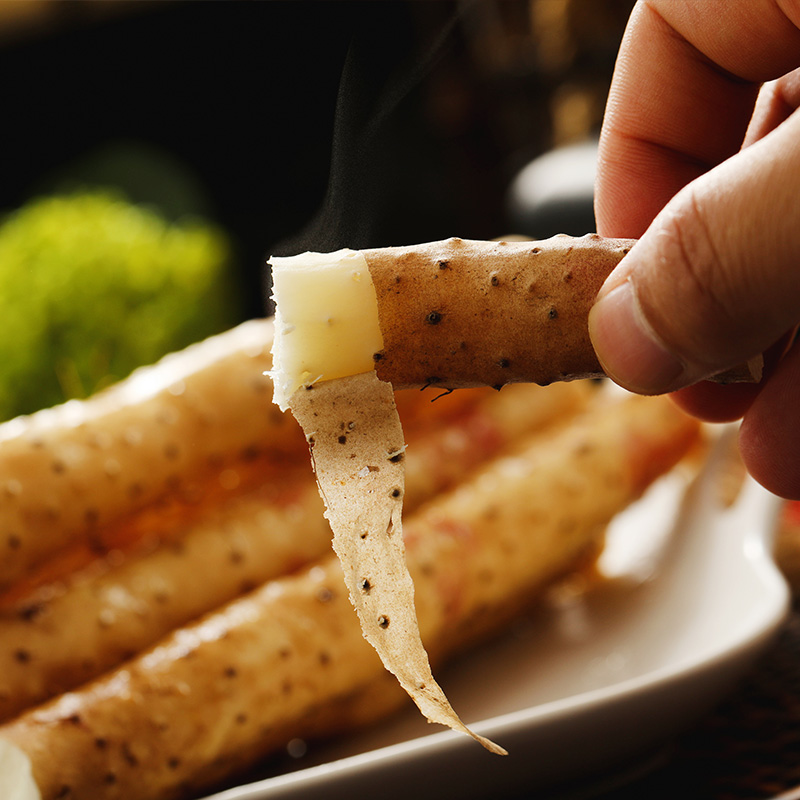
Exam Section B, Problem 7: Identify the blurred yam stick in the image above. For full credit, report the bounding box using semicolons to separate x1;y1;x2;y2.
393;385;486;431
0;472;326;723
0;320;307;594
403;381;592;504
0;451;302;609
0;393;700;800
0;382;588;723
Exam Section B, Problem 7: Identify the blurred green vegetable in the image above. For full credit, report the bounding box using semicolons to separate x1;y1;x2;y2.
0;191;240;420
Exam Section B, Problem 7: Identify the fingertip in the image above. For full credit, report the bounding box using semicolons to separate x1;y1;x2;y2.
589;281;684;394
670;382;761;423
739;422;800;501
738;343;800;500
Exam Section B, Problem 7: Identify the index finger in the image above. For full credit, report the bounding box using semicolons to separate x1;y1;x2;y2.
595;0;800;238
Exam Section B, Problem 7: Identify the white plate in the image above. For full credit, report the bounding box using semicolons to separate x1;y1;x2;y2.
206;429;790;800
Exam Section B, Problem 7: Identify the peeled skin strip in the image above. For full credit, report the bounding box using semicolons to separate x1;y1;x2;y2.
0;393;700;800
0;320;309;594
290;372;505;754
289;378;585;754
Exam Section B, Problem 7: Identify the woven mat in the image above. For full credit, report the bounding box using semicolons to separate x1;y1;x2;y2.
662;602;800;799
600;534;800;800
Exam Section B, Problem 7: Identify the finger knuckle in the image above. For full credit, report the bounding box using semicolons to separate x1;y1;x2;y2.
638;186;744;364
668;188;735;318
665;187;742;317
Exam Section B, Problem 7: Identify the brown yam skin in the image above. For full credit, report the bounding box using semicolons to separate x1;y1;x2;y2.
364;235;758;389
364;235;633;390
0;394;700;800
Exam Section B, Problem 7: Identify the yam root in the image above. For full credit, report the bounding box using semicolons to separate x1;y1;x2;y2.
270;235;735;748
0;393;700;800
269;236;761;399
0;320;309;594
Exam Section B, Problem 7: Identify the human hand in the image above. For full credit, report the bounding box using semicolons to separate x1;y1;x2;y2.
588;0;800;499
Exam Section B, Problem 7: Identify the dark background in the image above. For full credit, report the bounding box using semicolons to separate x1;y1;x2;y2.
0;0;632;319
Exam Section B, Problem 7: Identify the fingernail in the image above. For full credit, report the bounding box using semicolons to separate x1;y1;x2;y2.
589;281;684;393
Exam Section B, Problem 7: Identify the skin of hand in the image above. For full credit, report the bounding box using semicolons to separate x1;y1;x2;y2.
589;0;800;500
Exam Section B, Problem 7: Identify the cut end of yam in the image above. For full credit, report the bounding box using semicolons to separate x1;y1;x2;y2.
269;249;384;411
0;738;40;800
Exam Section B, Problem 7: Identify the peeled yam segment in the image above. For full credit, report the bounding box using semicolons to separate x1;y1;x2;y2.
267;234;756;751
270;246;505;752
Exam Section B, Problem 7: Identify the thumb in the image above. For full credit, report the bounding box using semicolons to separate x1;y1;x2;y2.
588;113;800;395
